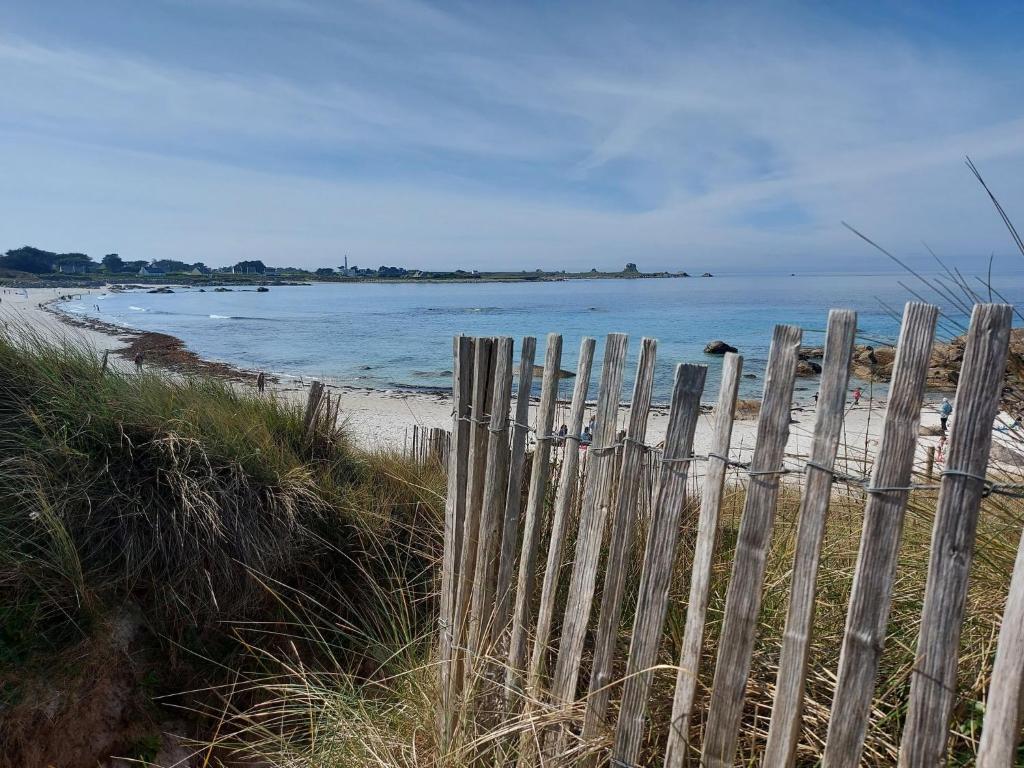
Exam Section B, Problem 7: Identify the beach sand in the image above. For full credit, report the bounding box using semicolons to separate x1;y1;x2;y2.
0;285;964;474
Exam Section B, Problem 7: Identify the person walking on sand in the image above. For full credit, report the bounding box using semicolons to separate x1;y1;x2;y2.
939;397;953;433
852;386;862;406
257;371;266;394
134;351;144;372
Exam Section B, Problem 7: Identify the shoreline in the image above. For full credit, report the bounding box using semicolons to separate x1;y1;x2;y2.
0;285;966;464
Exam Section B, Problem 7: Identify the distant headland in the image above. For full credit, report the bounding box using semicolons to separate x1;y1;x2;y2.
0;246;713;287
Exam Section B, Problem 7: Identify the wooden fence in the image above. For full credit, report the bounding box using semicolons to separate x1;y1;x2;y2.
436;303;1024;766
405;424;452;467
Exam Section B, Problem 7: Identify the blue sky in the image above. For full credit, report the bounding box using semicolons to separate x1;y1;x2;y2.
2;0;1024;272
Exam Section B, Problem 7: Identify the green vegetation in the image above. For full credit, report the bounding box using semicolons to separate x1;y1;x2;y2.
0;327;444;766
0;328;1016;766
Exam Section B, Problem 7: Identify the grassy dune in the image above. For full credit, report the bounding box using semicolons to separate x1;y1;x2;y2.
0;329;1020;766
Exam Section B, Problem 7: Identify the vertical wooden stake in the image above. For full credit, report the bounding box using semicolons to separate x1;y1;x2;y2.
492;336;538;644
925;445;935;480
977;523;1024;766
468;337;515;662
452;338;497;694
763;309;857;766
662;353;742;768
582;338;658;738
439;336;475;744
612;362;709;767
823;303;939;768
899;304;1011;766
545;333;629;755
700;324;803;768
506;334;563;689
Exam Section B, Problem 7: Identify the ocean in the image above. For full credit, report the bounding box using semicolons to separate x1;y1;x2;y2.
59;274;1022;404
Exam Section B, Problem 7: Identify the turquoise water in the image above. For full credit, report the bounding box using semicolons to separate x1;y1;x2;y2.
60;274;1021;404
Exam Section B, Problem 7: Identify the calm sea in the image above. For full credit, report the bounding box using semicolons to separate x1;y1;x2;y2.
60;274;1023;404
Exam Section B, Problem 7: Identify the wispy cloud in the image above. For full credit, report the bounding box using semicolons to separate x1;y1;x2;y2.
1;0;1023;270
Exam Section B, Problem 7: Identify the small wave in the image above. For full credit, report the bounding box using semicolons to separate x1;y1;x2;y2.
419;306;529;316
411;370;453;378
128;306;147;312
209;314;233;319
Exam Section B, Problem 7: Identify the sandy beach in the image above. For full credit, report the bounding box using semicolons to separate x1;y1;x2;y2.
0;285;964;472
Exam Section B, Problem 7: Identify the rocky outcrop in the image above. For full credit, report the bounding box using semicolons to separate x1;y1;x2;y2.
796;359;822;377
799;346;824;360
704;340;737;355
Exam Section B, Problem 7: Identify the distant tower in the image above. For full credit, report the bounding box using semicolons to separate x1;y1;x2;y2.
345;255;348;271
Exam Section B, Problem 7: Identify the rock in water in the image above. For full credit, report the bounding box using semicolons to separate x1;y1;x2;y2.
796;359;822;377
704;340;738;355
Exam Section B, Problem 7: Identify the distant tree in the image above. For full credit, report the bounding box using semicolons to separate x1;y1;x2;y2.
591;268;598;273
123;260;147;272
377;265;409;278
150;259;196;273
233;260;266;274
624;262;639;273
102;253;126;272
315;267;335;276
1;246;58;274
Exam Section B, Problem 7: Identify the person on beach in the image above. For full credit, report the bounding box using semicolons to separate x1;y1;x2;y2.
936;434;947;464
134;352;144;372
581;425;593;446
257;371;266;394
557;423;568;444
852;386;862;406
939;397;953;433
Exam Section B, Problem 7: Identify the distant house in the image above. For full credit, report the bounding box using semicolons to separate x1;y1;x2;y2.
189;267;205;276
139;265;165;276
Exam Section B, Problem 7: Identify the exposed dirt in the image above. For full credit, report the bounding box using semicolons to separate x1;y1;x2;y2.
0;608;199;768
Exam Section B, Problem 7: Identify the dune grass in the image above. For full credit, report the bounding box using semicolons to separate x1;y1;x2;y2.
0;327;1020;766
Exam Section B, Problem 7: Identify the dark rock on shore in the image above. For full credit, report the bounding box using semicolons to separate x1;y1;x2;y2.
799;346;824;360
796;359;822;377
704;340;737;355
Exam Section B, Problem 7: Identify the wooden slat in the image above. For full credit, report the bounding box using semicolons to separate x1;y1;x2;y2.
492;336;538;645
582;338;659;740
899;304;1012;766
517;337;596;768
977;524;1024;766
439;335;475;744
524;337;597;694
662;352;743;768
505;334;563;689
612;362;709;767
700;323;803;767
661;352;744;766
468;337;515;661
545;332;630;754
823;302;939;767
763;309;858;766
452;337;497;692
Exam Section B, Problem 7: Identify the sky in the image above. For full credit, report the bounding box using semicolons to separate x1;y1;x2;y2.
2;1;1024;273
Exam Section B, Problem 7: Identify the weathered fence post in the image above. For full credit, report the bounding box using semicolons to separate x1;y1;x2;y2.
700;324;802;768
823;302;939;767
763;309;857;766
505;334;563;687
582;338;658;739
545;333;629;756
662;353;742;767
899;304;1012;766
977;523;1024;766
612;362;709;767
467;337;515;665
452;338;497;697
492;336;537;645
439;336;475;745
925;445;935;480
